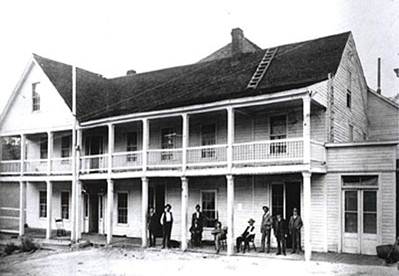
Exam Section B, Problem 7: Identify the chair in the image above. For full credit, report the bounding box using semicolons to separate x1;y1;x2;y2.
219;227;228;250
243;235;256;253
55;218;66;237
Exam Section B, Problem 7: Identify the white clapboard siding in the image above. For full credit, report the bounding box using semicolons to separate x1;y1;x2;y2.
311;174;327;252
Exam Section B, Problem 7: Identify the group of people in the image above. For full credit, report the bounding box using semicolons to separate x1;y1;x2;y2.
147;203;303;255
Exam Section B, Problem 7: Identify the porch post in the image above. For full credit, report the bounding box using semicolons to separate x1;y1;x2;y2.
76;180;82;240
141;177;149;248
142;119;149;172
75;128;82;240
303;93;311;165
181;176;188;251
47;131;53;175
302;172;312;261
46;180;53;240
226;107;234;172
226;174;234;256
106;178;114;244
181;114;189;173
20;134;25;175
18;181;26;236
107;123;114;174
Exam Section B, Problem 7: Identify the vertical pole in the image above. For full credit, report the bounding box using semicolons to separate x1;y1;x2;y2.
20;134;25;175
106;179;114;244
75;129;82;240
141;177;149;248
303;94;311;166
71;65;78;242
227;107;234;173
181;176;188;251
46;180;52;240
19;181;26;236
142;119;149;173
226;174;234;256
181;114;189;173
302;172;312;261
108;124;114;175
47;131;53;175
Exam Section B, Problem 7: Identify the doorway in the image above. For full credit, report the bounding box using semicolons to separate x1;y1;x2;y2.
149;184;165;237
85;136;104;170
82;181;106;234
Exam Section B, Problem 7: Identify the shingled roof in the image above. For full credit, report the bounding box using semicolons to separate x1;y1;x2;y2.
33;31;351;122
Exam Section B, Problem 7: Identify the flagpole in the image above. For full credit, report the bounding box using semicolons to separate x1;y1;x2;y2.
71;65;78;242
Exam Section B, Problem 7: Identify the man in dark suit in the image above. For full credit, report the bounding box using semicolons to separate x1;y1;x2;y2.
273;214;288;255
160;204;173;249
190;204;205;247
288;208;303;254
147;207;158;247
236;218;256;253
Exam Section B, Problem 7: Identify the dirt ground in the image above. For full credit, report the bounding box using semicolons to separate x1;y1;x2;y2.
0;246;397;276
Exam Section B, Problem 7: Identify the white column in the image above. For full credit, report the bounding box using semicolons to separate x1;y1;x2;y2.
181;176;188;251
46;180;52;240
181;114;189;173
106;178;114;244
71;129;77;242
227;107;235;173
302;172;312;261
141;177;149;248
76;180;82;240
226;174;234;256
19;181;26;236
142;119;149;173
108;124;114;175
47;131;53;175
303;94;311;166
20;134;25;175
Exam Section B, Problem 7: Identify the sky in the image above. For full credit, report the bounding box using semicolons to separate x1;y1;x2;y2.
0;0;398;113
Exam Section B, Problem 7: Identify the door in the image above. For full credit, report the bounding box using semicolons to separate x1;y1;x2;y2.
285;182;301;248
342;190;378;254
89;193;99;233
149;184;165;237
98;194;105;234
86;136;103;170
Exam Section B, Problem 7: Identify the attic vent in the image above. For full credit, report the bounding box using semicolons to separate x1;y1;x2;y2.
247;47;278;89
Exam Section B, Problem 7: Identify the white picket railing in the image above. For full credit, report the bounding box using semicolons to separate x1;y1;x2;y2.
112;151;142;170
187;144;228;166
51;157;73;174
0;160;21;175
147;148;182;167
233;138;304;163
80;154;108;173
24;159;48;174
310;140;326;163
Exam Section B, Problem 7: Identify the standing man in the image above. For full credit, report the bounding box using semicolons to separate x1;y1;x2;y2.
260;206;273;253
190;204;204;247
288;208;303;254
160;204;173;249
273;214;288;255
147;207;157;247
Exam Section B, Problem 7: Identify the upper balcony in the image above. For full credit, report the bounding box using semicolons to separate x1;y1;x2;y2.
0;95;327;177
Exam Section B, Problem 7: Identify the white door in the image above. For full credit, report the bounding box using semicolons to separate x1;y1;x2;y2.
98;194;105;234
342;190;378;255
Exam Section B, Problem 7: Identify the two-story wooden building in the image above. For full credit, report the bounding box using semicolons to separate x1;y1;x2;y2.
0;29;398;260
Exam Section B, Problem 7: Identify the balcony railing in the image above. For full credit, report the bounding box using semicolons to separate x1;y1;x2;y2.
24;159;48;174
112;151;142;171
233;138;304;164
0;160;21;175
147;148;182;168
80;154;108;173
187;144;228;166
51;157;72;174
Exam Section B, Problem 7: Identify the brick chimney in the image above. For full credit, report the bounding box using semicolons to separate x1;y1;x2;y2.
126;69;136;76
231;28;244;56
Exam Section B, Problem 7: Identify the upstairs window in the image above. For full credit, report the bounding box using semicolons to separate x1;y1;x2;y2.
126;132;138;162
32;82;40;111
40;137;48;159
349;124;354;142
201;124;216;158
270;115;287;153
346;71;352;109
61;136;71;158
161;128;175;160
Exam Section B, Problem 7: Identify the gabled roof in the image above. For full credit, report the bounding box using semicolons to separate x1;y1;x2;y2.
33;31;351;123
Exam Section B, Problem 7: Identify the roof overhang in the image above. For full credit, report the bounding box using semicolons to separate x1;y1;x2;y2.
326;140;399;148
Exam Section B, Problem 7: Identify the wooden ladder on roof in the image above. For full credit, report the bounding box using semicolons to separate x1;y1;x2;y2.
247;47;278;89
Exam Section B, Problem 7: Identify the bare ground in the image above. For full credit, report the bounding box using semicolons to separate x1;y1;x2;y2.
0;246;397;276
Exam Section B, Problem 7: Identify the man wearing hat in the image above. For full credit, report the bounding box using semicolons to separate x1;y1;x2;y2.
236;218;256;253
260;206;273;253
190;204;205;247
288;207;303;254
160;204;173;249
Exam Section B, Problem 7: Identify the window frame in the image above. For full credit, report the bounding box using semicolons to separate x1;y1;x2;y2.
60;191;70;220
61;136;71;158
117;192;129;225
270;115;288;154
39;190;47;218
126;131;138;162
200;123;217;158
32;82;40;112
346;70;352;109
348;124;354;142
200;189;218;228
161;128;175;161
40;136;48;159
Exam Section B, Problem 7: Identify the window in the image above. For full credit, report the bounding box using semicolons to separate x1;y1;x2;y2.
346;71;352;109
61;192;69;219
270;115;287;154
117;192;128;224
39;191;47;218
161;128;175;160
61;136;70;158
349;124;354;142
40;137;48;159
126;132;138;162
32;82;40;111
344;190;358;233
272;184;284;216
99;195;103;219
363;191;377;234
1;137;21;160
201;124;216;158
201;190;217;227
342;176;378;187
84;194;89;217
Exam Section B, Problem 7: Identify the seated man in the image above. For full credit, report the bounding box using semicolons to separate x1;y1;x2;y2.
211;221;226;254
236;218;256;253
